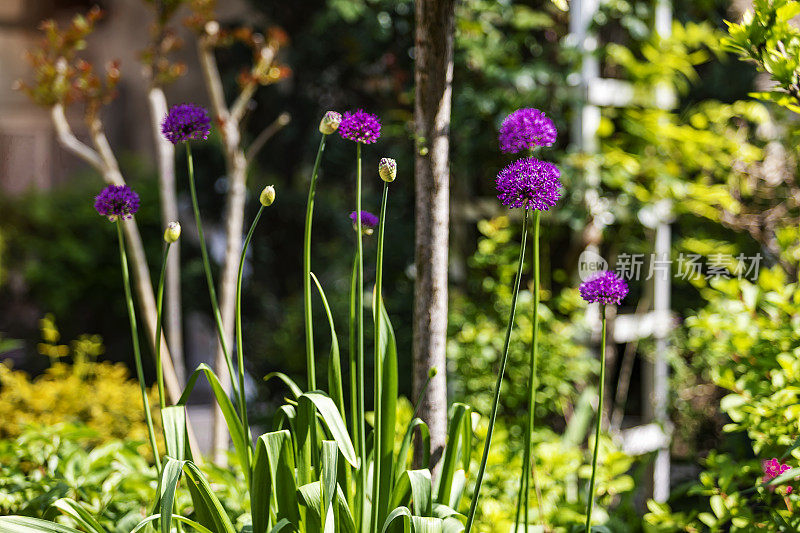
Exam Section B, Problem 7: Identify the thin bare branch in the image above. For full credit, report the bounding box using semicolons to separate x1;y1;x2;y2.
50;104;105;172
245;112;291;164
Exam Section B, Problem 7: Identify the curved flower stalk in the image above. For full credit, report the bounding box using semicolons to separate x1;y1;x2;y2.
94;185;161;471
303;111;341;390
156;222;182;413
232;185;276;481
466;145;561;531
497;108;560;531
370;157;397;532
339;109;381;530
579;270;628;532
161;103;244;424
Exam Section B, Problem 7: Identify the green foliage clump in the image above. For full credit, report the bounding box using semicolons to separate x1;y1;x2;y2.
646;265;800;531
449;215;592;420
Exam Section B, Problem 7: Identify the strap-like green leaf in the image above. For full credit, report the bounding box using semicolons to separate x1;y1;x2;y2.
130;514;214;533
310;273;346;419
179;364;251;484
390;470;433;517
51;499;106;533
321;441;339;533
299;392;358;467
157;457;185;533
0;516;84;533
374;298;399;526
252;430;300;533
382;507;412;533
436;403;471;507
264;372;305;399
161;405;187;461
394;418;431;482
182;462;237;533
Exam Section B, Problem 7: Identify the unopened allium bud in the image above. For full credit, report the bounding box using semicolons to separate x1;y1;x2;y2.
319;111;342;135
428;367;438;378
379;158;397;182
164;222;181;243
260;185;276;207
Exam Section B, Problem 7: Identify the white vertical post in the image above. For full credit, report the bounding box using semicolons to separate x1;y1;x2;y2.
652;0;672;504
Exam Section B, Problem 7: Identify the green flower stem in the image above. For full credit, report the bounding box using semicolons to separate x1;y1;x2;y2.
304;134;328;390
348;252;360;453
236;205;265;478
585;307;607;533
515;210;542;530
465;208;530;533
369;180;390;533
185;143;242;415
116;220;161;472
154;242;171;411
353;142;368;532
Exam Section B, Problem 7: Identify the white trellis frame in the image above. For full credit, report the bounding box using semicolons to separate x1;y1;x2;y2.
569;0;674;502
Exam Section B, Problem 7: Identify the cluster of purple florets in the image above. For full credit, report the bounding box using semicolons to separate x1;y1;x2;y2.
496;158;561;211
349;210;379;230
94;184;140;220
498;108;557;154
160;103;212;144
494;108;562;212
579;271;629;305
339;110;381;144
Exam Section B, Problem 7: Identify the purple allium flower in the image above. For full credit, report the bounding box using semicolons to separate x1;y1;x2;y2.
763;458;793;494
349;210;379;235
495;157;562;211
160;103;212;144
339;110;381;144
579;271;629;305
94;184;140;220
498;108;557;154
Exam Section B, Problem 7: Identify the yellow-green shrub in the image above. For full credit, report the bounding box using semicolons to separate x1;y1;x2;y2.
0;315;161;447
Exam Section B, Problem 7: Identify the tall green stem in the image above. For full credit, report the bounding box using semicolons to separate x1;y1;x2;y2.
304;134;328;389
465;208;530;533
154;242;171;411
185;143;242;414
515;210;542;530
348;252;360;451
116;220;161;472
585;308;607;533
369;181;390;533
354;143;367;532
236;205;265;478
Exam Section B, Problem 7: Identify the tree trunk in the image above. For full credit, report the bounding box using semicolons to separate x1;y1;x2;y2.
413;0;456;474
148;87;185;383
211;146;247;464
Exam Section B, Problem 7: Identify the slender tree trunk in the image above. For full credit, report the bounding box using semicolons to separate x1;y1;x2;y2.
413;0;456;473
148;87;185;383
211;147;247;464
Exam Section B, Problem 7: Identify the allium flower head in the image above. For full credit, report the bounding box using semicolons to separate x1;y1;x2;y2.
763;458;793;494
164;222;181;243
161;103;211;144
349;210;379;235
260;185;276;207
94;185;140;221
319;111;342;135
339;110;381;144
499;108;557;154
579;271;629;305
379;158;397;182
495;157;562;211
